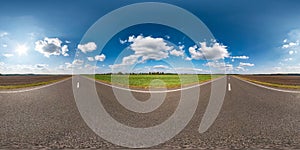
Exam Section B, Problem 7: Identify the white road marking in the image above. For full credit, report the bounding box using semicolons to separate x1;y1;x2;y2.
228;83;231;91
234;76;300;94
77;82;80;88
0;78;71;94
84;76;226;93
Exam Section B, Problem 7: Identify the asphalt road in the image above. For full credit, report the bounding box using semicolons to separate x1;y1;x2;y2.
0;75;299;149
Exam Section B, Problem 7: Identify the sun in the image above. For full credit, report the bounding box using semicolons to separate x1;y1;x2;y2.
16;44;28;55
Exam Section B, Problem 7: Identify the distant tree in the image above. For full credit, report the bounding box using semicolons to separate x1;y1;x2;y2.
117;72;123;75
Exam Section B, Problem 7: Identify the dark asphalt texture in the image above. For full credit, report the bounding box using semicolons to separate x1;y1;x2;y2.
0;76;299;149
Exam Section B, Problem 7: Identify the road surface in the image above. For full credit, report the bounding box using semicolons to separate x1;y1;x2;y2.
0;75;299;149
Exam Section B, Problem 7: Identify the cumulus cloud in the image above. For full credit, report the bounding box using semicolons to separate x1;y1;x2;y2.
0;32;8;37
110;35;174;69
77;42;97;53
35;64;48;69
95;54;106;61
153;65;169;69
282;41;299;49
272;65;300;73
59;59;84;71
189;42;229;60
61;45;69;56
175;67;204;73
128;35;173;62
204;61;233;71
239;62;254;67
283;58;293;61
185;57;192;61
3;53;14;58
0;62;53;74
170;49;184;57
235;62;254;72
230;55;249;59
35;37;69;57
72;59;84;66
280;29;300;64
235;66;246;72
119;39;127;44
87;57;94;61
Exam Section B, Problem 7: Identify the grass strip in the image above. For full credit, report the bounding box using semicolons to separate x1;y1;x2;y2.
235;76;300;90
0;77;70;90
87;74;223;89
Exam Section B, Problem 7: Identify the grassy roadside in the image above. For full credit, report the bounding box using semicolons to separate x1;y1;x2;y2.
87;74;224;89
234;75;300;90
0;77;70;90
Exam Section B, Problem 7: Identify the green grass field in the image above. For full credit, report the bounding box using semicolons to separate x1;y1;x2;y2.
91;74;223;88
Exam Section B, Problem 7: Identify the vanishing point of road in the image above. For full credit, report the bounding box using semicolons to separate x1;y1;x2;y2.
0;76;299;149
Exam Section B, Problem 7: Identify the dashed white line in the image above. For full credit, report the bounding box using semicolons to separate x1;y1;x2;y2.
77;82;80;88
228;83;231;91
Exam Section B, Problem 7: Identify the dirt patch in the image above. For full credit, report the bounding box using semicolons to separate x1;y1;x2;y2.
238;75;300;86
0;75;71;86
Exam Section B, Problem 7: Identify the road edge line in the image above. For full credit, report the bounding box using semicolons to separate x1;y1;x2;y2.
0;77;71;94
233;76;300;94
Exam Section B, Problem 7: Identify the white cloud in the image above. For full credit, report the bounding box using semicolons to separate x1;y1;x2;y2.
119;39;127;44
87;57;94;61
185;57;192;61
35;37;69;57
58;59;84;71
77;42;97;53
0;32;8;37
3;53;14;58
282;41;299;49
175;67;204;73
35;64;48;69
280;29;300;65
235;66;246;72
61;45;69;56
272;65;300;73
110;35;174;69
239;62;254;67
204;61;233;71
2;44;8;48
189;42;229;60
153;65;169;69
95;54;106;61
64;62;73;70
72;59;84;66
128;35;173;62
170;49;184;57
230;55;249;59
65;40;71;44
283;58;293;61
84;64;99;70
0;63;53;74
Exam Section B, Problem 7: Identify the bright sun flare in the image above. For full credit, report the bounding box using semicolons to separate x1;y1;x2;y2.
16;44;28;55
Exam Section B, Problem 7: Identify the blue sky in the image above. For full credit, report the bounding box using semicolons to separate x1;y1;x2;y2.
0;0;300;74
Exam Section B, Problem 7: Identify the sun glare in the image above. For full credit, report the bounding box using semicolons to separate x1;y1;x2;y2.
16;44;28;55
